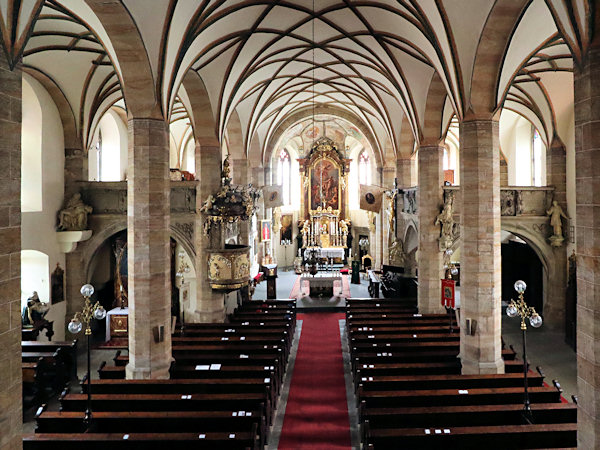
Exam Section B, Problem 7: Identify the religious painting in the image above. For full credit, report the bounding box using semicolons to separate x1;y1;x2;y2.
50;263;64;304
310;158;340;211
261;219;272;242
280;214;293;244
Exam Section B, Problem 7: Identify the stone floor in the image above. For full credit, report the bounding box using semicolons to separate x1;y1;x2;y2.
501;314;577;400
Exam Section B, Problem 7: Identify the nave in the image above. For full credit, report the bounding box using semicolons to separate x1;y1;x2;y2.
22;279;578;449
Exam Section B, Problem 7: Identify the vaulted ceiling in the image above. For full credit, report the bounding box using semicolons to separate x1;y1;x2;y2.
0;0;593;159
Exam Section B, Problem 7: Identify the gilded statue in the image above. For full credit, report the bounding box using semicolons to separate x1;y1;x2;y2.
546;200;569;246
339;219;349;234
57;193;92;231
301;219;310;234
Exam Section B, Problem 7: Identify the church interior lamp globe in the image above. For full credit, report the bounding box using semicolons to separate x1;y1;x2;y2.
530;313;543;328
93;305;107;320
80;283;95;298
450;266;459;276
514;280;527;294
68;318;83;334
506;303;519;318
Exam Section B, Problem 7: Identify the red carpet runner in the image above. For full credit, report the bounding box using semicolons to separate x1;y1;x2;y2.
278;312;351;449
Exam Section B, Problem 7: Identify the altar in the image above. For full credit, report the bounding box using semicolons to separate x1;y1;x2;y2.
105;307;128;341
301;273;343;297
304;247;345;260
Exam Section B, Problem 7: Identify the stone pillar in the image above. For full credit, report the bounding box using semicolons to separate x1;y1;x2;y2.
575;28;600;449
396;158;414;187
544;137;567;329
382;166;396;265
417;145;444;313
459;119;503;374
64;147;87;199
232;158;250;245
0;58;22;450
231;158;249;185
193;144;224;322
125;118;172;380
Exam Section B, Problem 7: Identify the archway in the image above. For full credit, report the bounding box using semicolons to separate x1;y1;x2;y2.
501;231;544;314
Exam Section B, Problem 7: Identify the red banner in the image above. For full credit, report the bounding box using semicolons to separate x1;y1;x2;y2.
441;278;456;308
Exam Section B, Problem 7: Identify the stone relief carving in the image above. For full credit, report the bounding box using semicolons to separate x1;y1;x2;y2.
501;190;516;216
403;189;417;214
57;193;93;231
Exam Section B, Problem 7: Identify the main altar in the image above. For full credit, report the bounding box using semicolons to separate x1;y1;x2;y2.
298;137;351;259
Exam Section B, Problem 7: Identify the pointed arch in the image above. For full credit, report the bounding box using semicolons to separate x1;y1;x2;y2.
181;70;219;148
84;0;159;119
468;0;529;117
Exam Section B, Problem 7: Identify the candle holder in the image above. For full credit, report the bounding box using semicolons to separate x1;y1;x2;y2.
506;280;543;422
67;284;106;427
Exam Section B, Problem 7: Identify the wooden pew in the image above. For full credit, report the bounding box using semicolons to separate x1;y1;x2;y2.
22;340;78;379
98;361;125;380
24;430;260;450
361;402;577;429
358;385;562;408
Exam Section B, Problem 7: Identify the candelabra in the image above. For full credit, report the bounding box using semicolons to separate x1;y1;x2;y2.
506;280;543;421
67;284;106;427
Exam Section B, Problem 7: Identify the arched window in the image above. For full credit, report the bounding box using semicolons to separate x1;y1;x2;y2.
358;150;371;185
277;149;291;205
532;128;542;187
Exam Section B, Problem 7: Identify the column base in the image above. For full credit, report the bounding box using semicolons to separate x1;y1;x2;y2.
193;308;225;323
125;360;171;379
461;358;505;374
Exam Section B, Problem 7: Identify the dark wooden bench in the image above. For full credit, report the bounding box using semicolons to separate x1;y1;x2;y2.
24;430;260;450
360;402;577;429
364;422;577;449
358;385;562;408
22;340;78;379
98;361;125;380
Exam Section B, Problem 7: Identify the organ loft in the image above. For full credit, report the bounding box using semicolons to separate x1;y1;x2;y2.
1;1;598;449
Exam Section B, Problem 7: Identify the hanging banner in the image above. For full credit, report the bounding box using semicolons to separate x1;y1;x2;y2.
441;278;456;308
262;185;284;209
359;184;385;212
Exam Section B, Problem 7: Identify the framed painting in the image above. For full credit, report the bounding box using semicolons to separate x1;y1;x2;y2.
280;214;293;243
261;219;272;242
310;158;340;211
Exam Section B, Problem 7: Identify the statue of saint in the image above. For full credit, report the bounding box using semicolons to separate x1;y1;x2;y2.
58;193;92;231
435;194;455;247
546;200;569;238
24;291;50;325
389;239;406;266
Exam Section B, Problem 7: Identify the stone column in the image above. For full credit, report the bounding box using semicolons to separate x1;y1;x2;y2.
382;166;396;265
64;147;87;199
575;29;600;449
417;145;444;313
0;58;22;450
459;119;504;374
231;158;250;246
125;118;172;380
544;137;567;330
193;144;224;322
396;158;414;187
